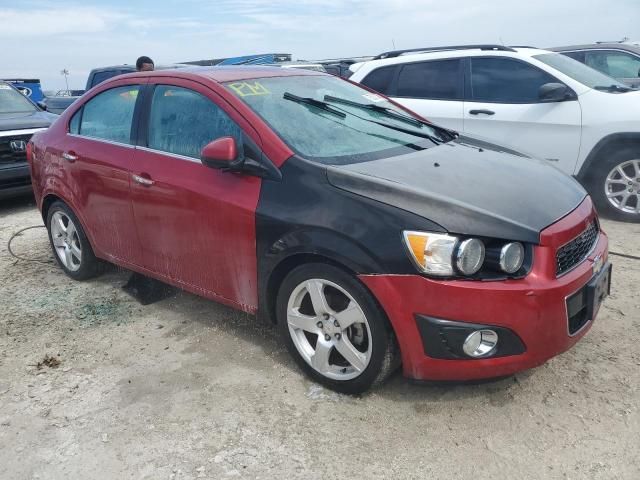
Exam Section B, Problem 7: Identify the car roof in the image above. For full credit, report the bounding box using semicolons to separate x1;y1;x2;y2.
115;65;326;84
350;46;552;72
549;43;640;54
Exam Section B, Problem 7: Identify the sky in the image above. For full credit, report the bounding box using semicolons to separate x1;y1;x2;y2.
1;0;638;90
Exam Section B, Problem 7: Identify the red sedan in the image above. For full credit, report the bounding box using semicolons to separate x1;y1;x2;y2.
28;67;610;393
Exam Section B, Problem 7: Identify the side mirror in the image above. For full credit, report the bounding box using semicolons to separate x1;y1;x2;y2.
201;137;240;170
539;83;574;102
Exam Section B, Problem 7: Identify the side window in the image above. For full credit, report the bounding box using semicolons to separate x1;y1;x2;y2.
69;108;81;134
585;50;640;79
148;85;243;159
79;85;139;144
470;58;558;103
396;59;462;100
361;66;396;94
563;51;585;63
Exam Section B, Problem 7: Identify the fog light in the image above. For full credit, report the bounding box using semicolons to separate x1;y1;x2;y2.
462;330;498;358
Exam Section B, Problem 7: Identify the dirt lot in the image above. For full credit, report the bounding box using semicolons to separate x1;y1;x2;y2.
0;195;638;480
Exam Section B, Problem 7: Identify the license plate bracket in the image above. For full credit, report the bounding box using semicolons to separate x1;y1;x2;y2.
585;262;612;322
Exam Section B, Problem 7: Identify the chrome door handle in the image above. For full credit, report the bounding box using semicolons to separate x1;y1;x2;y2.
62;152;78;162
132;174;154;186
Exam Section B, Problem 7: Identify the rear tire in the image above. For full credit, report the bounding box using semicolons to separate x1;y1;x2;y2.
584;147;640;222
46;201;103;280
276;263;399;394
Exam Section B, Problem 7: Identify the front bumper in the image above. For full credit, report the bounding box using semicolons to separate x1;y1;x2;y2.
0;163;32;199
359;197;609;381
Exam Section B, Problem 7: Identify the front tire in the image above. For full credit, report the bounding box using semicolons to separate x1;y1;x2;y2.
585;147;640;222
276;263;399;394
46;201;103;280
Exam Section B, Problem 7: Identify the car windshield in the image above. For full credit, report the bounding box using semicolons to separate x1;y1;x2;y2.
0;83;37;114
534;53;631;91
224;75;449;164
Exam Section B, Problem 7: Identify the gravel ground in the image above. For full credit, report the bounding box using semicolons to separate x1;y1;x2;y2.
0;195;638;480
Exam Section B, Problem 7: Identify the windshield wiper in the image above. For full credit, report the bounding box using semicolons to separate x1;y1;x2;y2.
323;95;424;127
324;94;458;140
594;84;632;93
283;92;346;118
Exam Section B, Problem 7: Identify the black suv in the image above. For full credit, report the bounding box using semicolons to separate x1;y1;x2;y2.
0;82;57;198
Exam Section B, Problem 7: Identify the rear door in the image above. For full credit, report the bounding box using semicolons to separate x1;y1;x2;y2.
462;56;582;174
61;81;143;264
129;79;263;310
360;59;465;130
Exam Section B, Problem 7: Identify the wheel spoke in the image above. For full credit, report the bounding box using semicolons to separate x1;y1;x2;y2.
620;192;631;208
66;221;77;241
311;341;332;373
63;247;73;268
334;301;365;329
56;215;67;233
306;280;332;316
52;235;65;247
634;160;640;179
70;243;82;261
335;337;367;372
607;178;627;185
287;308;319;333
607;190;625;198
616;166;633;182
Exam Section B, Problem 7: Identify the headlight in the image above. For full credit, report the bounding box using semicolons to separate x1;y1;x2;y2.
499;242;525;274
455;238;485;275
403;231;457;276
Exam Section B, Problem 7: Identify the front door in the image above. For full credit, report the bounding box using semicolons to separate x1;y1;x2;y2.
462;57;582;175
129;79;262;311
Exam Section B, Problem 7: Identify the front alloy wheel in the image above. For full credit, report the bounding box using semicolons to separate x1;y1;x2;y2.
277;263;399;394
604;159;640;215
287;278;372;381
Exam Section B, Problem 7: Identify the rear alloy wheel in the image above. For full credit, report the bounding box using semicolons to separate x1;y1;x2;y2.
46;201;103;280
277;263;398;394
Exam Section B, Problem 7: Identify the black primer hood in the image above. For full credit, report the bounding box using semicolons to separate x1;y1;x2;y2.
0;110;58;131
326;136;586;244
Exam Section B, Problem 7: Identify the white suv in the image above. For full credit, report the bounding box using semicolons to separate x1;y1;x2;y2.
349;45;640;222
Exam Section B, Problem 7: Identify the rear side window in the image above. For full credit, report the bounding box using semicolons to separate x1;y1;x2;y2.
396;59;462;100
470;57;558;103
147;85;243;159
79;85;140;144
361;66;396;94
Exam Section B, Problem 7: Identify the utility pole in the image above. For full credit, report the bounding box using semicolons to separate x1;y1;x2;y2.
60;69;70;93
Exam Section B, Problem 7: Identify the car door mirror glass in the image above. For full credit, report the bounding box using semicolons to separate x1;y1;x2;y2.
201;136;240;169
538;82;573;102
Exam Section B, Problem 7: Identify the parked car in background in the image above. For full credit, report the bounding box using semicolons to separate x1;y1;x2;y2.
551;41;640;88
28;67;609;393
39;64;189;115
4;78;45;103
263;61;327;72
349;45;640;222
0;81;56;198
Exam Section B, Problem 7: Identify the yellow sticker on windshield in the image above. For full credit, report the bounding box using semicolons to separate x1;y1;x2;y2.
228;81;271;97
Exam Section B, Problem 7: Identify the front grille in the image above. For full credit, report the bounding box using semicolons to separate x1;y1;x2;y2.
556;220;598;276
0;133;31;164
566;286;589;334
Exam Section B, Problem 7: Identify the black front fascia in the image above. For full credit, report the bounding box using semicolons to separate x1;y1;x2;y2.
255;155;444;319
